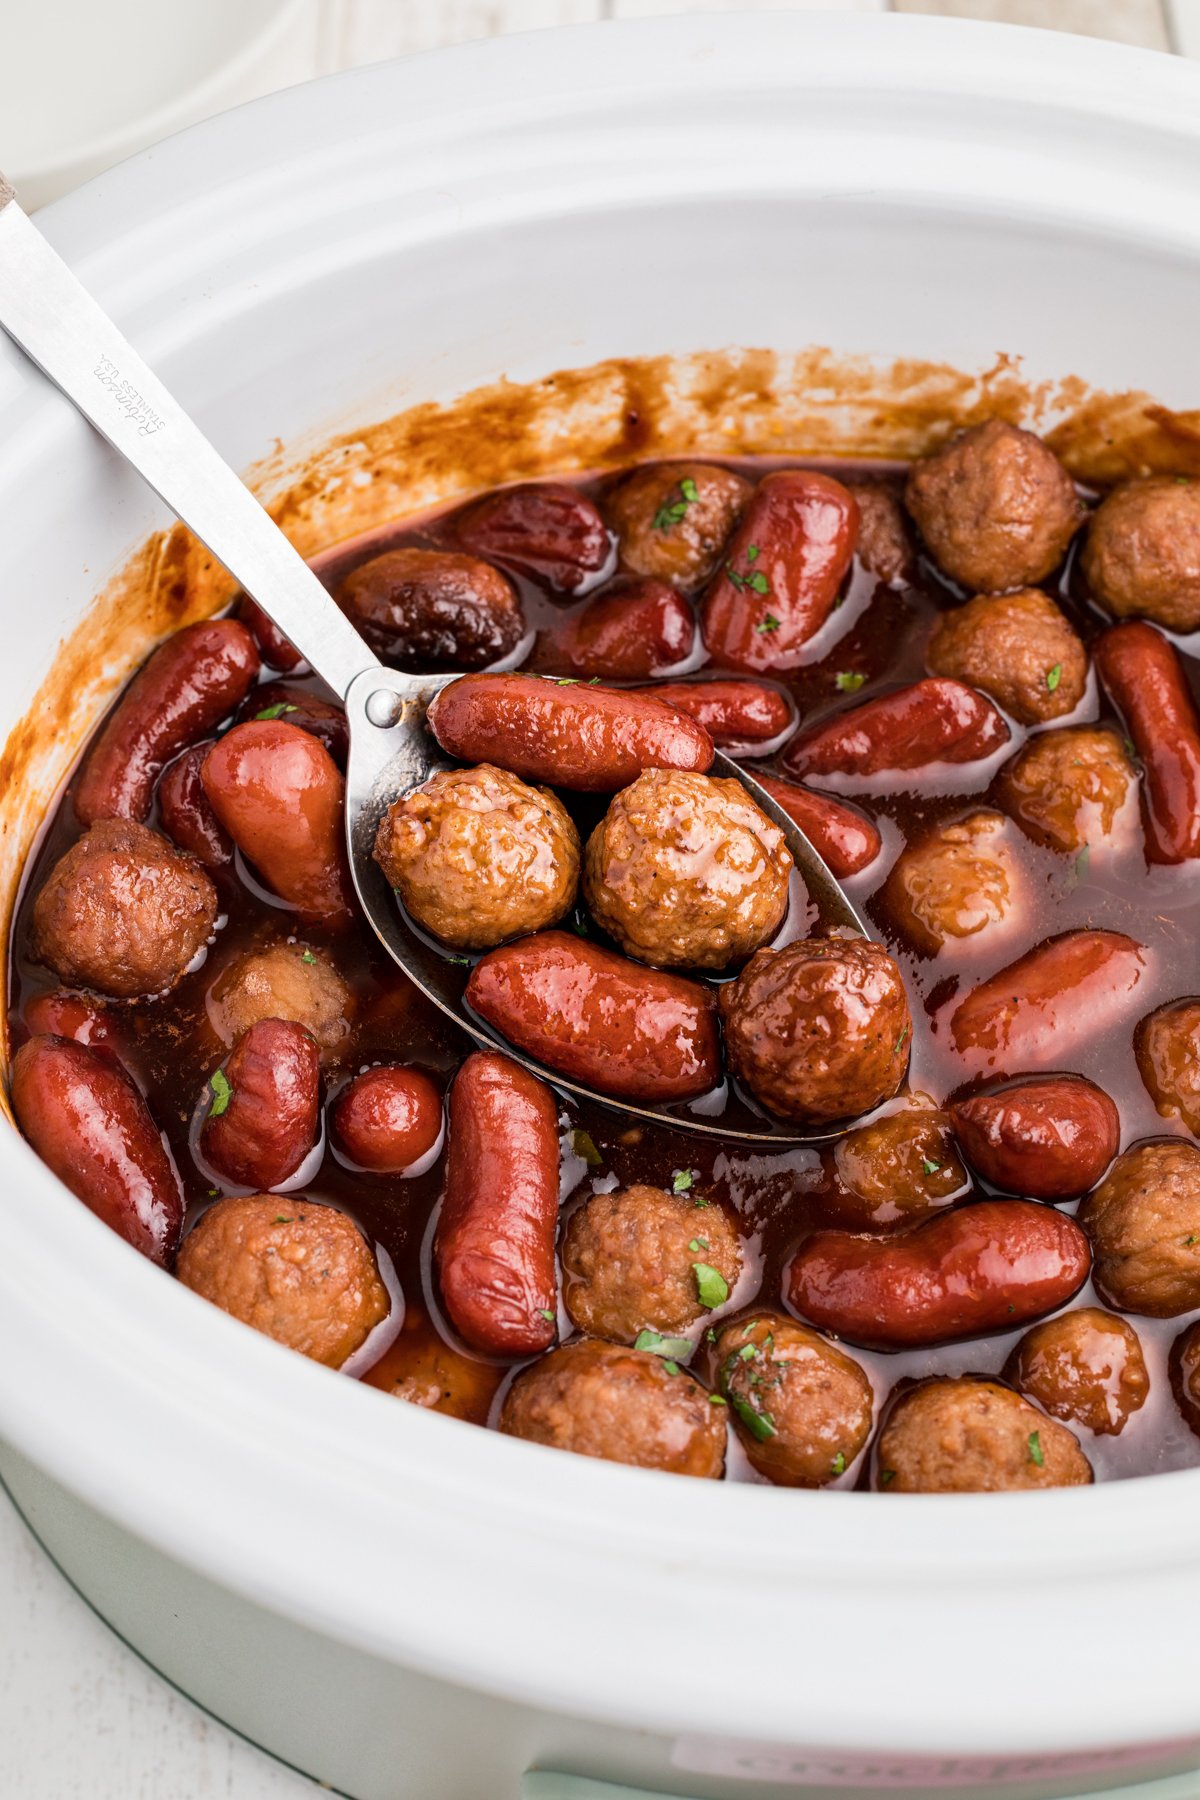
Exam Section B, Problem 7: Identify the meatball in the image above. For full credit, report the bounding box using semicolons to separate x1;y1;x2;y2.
993;725;1137;855
926;590;1087;725
831;1095;966;1228
176;1196;389;1368
499;1339;726;1477
374;763;580;953
1136;1000;1200;1136
846;480;915;587
1003;1308;1149;1437
562;1183;742;1343
712;1314;873;1487
207;940;353;1059
31;819;217;1000
583;769;791;971
1081;476;1200;634
337;547;526;670
875;1378;1092;1492
606;461;753;589
1078;1140;1200;1317
719;938;911;1125
882;810;1021;957
1169;1320;1200;1440
905;420;1083;594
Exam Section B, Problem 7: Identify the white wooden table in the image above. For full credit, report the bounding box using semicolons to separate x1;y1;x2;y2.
2;1;1197;1793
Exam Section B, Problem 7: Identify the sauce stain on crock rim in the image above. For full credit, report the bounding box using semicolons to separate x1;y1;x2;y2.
2;342;1198;1093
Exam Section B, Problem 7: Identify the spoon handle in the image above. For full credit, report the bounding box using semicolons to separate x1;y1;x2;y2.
0;175;377;700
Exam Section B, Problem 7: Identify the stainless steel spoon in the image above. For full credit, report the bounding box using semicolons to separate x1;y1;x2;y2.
0;173;870;1144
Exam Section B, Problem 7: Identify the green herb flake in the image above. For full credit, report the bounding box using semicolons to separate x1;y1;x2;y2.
835;670;866;693
879;1468;896;1487
568;912;590;937
254;701;299;721
753;608;779;633
728;1393;777;1442
746;544;760;562
830;1451;847;1476
1185;1235;1197;1248
445;953;471;967
552;677;581;686
272;1216;293;1226
207;1068;233;1118
894;1023;910;1055
1027;1430;1045;1468
692;1195;710;1209
706;1328;717;1344
671;1168;694;1194
301;949;318;965
726;558;772;599
537;1308;556;1322
709;1393;728;1407
661;1360;682;1377
693;1262;730;1310
652;476;700;531
688;1237;709;1253
207;1187;219;1198
572;1128;603;1169
634;1329;694;1361
736;1342;757;1363
1045;663;1063;693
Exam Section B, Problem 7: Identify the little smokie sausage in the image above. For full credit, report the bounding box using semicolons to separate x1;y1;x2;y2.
1095;621;1200;864
201;720;355;928
465;930;720;1102
436;1051;560;1356
11;1035;183;1265
454;483;611;594
157;742;234;869
949;1075;1119;1201
427;672;713;792
947;929;1146;1072
787;1198;1090;1351
700;470;858;671
200;1019;321;1191
784;678;1009;782
638;679;795;750
74;618;259;825
239;596;303;672
753;775;882;877
545;578;694;678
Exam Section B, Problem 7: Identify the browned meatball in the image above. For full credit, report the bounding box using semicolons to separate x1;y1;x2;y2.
1081;476;1200;634
562;1183;742;1343
719;938;911;1125
712;1313;873;1487
1169;1320;1200;1439
176;1196;389;1368
338;547;526;669
1136;1000;1200;1136
926;590;1087;725
207;940;353;1059
583;769;791;971
606;461;753;589
875;1378;1092;1492
993;725;1137;855
831;1095;966;1228
882;810;1022;958
1004;1308;1149;1436
374;763;580;952
499;1339;727;1477
905;420;1083;594
846;480;915;587
31;819;217;1000
1078;1141;1200;1317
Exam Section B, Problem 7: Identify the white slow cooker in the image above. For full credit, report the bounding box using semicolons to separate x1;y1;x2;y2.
2;16;1200;1800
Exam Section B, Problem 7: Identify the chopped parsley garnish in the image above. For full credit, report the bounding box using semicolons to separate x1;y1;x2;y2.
727;1393;777;1442
830;1451;847;1476
835;670;866;693
537;1308;556;1322
301;949;318;965
661;1360;682;1377
922;1159;941;1176
254;701;298;721
568;911;590;937
1045;663;1063;693
652;476;699;531
634;1329;693;1360
207;1068;232;1118
879;1468;896;1486
894;1023;910;1055
706;1328;717;1343
444;954;471;966
1027;1430;1045;1468
1185;1235;1197;1248
747;545;761;561
709;1393;728;1407
272;1216;293;1225
688;1237;708;1253
726;557;771;597
671;1168;694;1194
572;1128;603;1169
693;1263;729;1310
754;612;781;634
735;1342;756;1363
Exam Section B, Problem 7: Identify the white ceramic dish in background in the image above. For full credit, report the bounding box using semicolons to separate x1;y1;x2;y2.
2;0;322;211
1;16;1199;1800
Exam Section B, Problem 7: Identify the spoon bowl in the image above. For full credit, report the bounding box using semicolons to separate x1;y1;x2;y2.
0;171;870;1145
